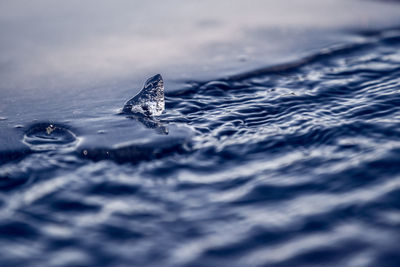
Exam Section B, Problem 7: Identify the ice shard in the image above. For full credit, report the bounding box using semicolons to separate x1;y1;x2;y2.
122;74;165;116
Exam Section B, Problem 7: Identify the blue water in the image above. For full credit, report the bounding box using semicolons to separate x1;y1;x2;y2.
2;27;400;266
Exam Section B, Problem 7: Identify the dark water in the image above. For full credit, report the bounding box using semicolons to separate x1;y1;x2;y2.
2;27;400;267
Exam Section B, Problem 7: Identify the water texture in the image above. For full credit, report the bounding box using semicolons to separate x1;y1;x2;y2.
1;28;400;267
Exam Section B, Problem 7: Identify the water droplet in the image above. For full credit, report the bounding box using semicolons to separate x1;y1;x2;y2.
46;124;55;135
23;123;78;151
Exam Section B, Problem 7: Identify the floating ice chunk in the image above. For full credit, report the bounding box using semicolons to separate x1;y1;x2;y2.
123;74;165;116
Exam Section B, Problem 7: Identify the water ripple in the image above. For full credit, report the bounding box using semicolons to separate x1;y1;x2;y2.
1;28;400;266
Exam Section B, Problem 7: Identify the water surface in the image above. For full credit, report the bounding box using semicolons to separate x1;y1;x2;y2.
1;1;400;266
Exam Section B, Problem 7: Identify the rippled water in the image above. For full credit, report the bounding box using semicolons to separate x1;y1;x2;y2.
2;27;400;266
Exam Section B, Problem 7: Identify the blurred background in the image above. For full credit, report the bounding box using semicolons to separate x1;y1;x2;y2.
1;0;400;94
